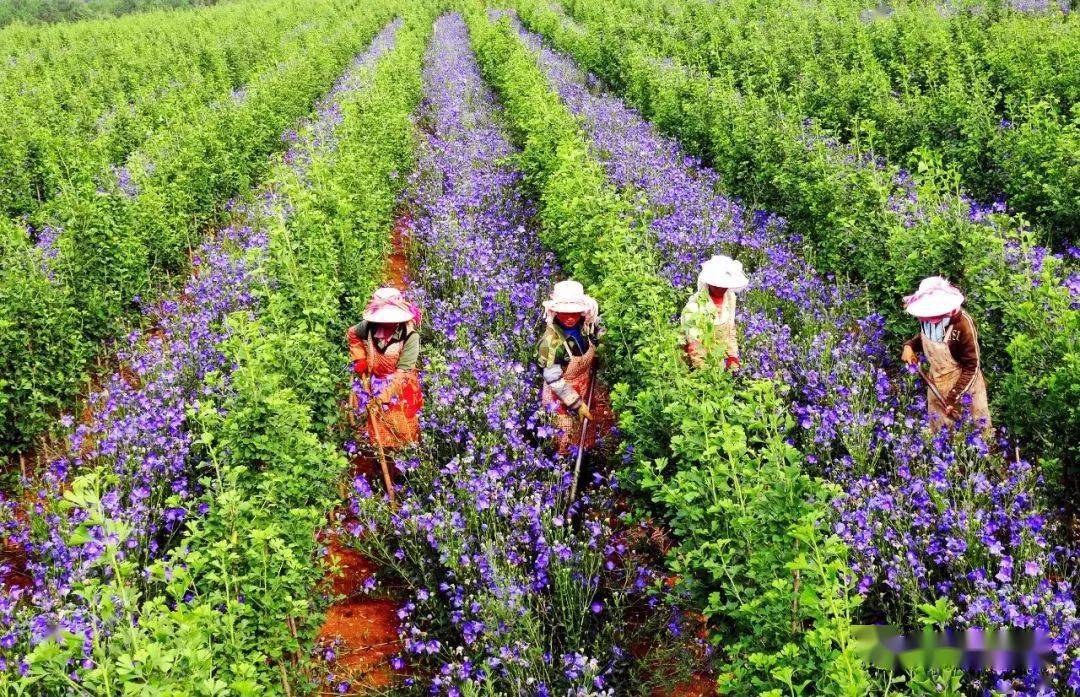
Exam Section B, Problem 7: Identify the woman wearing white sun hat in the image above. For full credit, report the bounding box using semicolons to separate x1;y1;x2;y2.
347;287;423;448
901;276;992;433
680;255;748;371
537;280;610;455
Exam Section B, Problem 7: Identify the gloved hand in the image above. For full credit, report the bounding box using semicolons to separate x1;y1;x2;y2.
725;355;741;371
901;345;918;365
576;402;593;422
353;358;368;375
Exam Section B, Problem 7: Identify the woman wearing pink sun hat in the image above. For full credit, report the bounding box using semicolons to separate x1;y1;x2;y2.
347;287;424;448
900;276;992;434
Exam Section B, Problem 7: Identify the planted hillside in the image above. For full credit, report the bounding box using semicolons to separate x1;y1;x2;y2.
1;0;1079;694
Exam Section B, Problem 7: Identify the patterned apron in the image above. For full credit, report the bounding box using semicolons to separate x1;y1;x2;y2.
349;335;422;449
542;342;611;455
922;332;992;433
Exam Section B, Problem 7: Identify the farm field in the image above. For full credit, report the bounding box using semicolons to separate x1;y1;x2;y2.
0;0;1077;694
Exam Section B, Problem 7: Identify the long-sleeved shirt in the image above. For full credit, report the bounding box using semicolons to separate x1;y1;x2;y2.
680;288;738;361
348;321;420;373
904;310;981;406
537;322;596;409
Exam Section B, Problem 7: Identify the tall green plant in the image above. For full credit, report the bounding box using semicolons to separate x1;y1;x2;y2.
12;6;430;692
0;0;399;455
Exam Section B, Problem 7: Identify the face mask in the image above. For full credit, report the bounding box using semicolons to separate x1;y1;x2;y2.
921;316;951;343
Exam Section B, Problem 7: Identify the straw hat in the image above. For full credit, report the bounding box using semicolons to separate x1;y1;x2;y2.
363;287;416;324
903;276;965;318
543;280;599;328
697;255;749;292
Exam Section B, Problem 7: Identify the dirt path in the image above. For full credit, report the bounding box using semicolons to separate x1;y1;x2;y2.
317;213;412;695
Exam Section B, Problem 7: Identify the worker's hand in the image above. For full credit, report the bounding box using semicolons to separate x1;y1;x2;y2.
686;340;705;370
725;355;741;371
901;345;918;365
576;402;593;422
944;404;962;421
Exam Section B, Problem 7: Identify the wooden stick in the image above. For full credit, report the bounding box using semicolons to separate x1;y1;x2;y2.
568;362;598;506
279;661;293;697
364;381;397;509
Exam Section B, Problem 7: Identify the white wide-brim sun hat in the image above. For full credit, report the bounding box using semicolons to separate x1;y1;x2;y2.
903;276;965;318
542;280;597;315
697;254;749;292
363;286;416;324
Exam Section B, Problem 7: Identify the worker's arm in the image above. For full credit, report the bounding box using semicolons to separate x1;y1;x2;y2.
538;329;581;410
347;324;368;374
680;295;707;368
396;330;420;372
905;332;923;354
901;331;923;365
946;313;980;407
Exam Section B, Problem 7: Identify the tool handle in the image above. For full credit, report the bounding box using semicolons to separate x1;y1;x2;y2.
568;361;598;506
363;376;397;508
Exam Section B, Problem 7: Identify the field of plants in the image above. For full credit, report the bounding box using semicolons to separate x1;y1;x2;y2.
0;0;1077;694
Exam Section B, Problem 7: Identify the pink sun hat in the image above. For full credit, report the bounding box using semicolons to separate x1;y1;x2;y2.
543;280;599;329
363;287;419;324
902;276;965;318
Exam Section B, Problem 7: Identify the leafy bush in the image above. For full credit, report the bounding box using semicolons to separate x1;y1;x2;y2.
553;0;1080;244
0;0;399;455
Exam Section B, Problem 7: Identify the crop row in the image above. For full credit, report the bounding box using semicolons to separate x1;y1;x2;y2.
507;0;1079;507
0;0;221;28
557;0;1080;242
0;0;334;221
0;4;424;690
470;5;1079;694
0;0;400;456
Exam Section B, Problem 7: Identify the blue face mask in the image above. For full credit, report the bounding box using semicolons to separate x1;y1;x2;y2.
921;316;952;343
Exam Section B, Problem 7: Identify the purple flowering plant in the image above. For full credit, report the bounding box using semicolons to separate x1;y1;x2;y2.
0;13;408;691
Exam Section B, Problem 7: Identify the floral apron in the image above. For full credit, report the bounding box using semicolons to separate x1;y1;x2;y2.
349;336;422;449
922;332;992;433
541;342;611;455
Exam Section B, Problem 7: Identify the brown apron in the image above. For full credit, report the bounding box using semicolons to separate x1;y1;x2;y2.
541;343;611;455
922;332;992;433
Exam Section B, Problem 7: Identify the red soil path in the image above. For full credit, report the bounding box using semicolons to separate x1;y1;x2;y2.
316;214;412;694
0;540;30;593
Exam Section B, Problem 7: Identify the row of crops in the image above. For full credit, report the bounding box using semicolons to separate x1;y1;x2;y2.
0;0;1078;693
0;0;399;455
0;0;227;28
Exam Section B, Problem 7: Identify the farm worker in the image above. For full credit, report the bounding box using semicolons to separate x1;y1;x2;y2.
347;287;423;448
538;280;609;456
900;276;992;434
680;254;748;370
